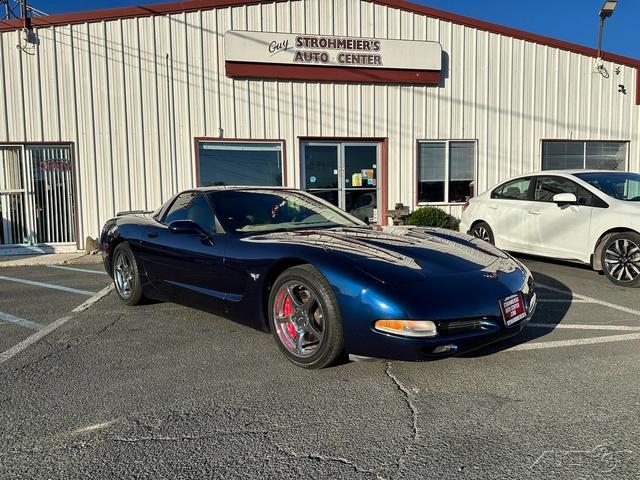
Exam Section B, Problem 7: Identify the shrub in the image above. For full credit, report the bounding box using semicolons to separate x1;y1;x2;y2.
405;207;460;231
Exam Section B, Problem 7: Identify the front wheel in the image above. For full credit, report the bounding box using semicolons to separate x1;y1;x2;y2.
112;242;145;305
471;221;495;245
268;265;344;369
601;233;640;287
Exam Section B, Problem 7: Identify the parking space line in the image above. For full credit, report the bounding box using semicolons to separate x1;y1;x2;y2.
72;285;114;313
528;323;640;331
0;311;44;331
0;275;96;296
47;264;108;276
537;283;640;317
0;285;114;365
504;332;640;351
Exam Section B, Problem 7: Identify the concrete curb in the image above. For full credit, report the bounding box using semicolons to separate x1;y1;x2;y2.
0;252;103;268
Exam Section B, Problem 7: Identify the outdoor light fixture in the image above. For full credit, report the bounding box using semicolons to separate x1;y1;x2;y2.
595;0;618;73
599;0;618;18
597;0;618;54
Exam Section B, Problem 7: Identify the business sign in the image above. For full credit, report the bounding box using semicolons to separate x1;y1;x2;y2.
224;31;442;85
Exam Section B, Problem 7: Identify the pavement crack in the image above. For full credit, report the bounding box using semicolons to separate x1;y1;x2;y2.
9;314;123;375
274;445;387;479
385;361;420;477
12;341;77;374
94;314;124;336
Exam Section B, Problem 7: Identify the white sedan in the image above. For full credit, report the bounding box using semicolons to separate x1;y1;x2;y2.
460;170;640;287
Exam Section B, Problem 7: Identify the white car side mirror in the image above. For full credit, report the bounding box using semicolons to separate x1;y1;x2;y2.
552;193;578;205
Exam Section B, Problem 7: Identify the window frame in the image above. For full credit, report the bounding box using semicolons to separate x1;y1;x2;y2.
540;140;629;171
160;191;223;233
533;175;610;208
416;139;478;206
193;137;287;188
531;175;594;205
490;176;535;201
161;191;198;225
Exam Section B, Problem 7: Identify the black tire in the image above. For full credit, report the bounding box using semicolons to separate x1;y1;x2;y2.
112;242;145;305
601;232;640;287
471;221;495;245
268;264;344;369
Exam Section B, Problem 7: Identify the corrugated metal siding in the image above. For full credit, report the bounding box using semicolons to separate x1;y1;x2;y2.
0;0;638;247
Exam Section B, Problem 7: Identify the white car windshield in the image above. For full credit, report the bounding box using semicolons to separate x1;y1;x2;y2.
575;172;640;202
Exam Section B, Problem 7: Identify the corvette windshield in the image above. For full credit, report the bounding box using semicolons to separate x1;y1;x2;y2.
574;172;640;202
207;190;367;233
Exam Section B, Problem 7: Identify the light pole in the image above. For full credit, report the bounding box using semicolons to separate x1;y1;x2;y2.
597;0;618;60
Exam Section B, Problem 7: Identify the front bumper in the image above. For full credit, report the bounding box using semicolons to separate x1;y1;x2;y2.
342;268;537;361
352;299;535;361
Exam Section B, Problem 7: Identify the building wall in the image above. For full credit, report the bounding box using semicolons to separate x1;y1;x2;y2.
1;0;639;247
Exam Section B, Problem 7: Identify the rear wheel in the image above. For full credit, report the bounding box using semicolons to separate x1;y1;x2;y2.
268;265;344;369
471;221;495;245
112;243;145;305
601;232;640;287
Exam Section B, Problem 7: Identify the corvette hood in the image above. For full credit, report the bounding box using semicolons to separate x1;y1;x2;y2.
249;226;516;284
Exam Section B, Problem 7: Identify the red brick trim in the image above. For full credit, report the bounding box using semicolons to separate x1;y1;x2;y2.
226;62;441;85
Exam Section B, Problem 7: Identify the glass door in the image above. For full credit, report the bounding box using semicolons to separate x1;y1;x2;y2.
343;144;378;223
302;143;341;208
302;141;380;223
26;145;76;244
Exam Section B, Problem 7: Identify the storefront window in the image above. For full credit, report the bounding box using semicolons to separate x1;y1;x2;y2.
418;141;476;203
542;141;627;171
197;141;283;187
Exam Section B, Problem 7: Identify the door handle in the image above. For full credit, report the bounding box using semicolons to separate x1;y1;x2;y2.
528;210;541;215
146;231;158;238
488;205;498;210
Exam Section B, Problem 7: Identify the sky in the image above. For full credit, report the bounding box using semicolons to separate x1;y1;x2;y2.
19;0;640;59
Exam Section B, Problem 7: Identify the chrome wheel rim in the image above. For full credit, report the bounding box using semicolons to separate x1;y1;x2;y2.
114;251;134;299
273;281;325;358
604;239;640;283
473;226;491;242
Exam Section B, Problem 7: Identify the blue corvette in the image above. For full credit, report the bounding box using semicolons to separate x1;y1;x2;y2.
100;187;536;368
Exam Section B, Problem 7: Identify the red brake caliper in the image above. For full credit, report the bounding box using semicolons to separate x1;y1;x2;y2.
283;296;297;339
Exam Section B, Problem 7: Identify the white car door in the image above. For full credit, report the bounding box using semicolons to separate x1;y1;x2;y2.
526;175;593;261
484;177;534;251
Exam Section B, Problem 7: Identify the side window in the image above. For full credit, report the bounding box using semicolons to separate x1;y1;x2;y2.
186;195;215;233
534;176;594;206
492;178;532;200
163;192;196;224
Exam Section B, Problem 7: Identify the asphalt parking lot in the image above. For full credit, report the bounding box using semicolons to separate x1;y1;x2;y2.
1;257;639;479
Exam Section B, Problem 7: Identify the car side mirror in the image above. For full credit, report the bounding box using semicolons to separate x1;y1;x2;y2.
552;193;577;205
168;219;206;235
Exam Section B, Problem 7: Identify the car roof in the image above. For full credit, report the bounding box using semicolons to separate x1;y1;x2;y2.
496;170;625;183
192;185;296;192
538;169;624;176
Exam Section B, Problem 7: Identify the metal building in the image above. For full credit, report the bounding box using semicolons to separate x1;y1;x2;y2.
0;0;638;253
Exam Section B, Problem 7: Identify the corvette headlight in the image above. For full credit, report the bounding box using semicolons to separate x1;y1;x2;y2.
374;320;437;338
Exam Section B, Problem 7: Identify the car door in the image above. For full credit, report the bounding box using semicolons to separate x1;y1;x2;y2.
526;175;593;260
483;177;534;251
139;192;228;313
